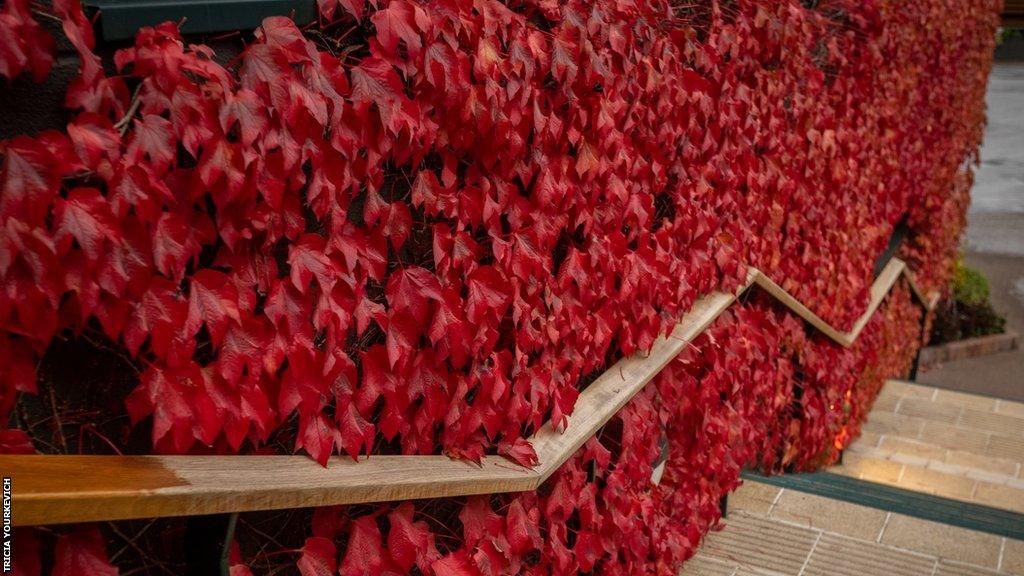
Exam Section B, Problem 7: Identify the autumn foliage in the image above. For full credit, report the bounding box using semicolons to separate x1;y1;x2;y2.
0;0;997;573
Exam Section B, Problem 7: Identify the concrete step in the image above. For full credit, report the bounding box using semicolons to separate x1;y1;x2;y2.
840;380;1024;511
846;441;1023;486
684;480;1024;576
859;412;1024;468
832;445;1024;513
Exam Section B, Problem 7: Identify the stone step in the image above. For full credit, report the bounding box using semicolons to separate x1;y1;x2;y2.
860;409;1024;463
851;380;1024;500
684;480;1024;576
873;381;1024;439
847;439;1023;484
831;449;1024;513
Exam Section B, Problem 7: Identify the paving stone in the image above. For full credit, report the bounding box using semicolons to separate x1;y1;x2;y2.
679;553;738;576
857;430;883;448
1001;538;1024;575
898;397;963;424
959;409;1024;436
701;513;816;576
972;481;1024;513
801;532;936;576
922;459;1013;486
933;560;1003;576
945;450;1020;477
880;514;1004;569
920;420;991;453
935;389;999;412
880;436;951;461
768;490;888;541
832;452;904;484
885;381;938;399
888;452;933;468
873;391;901;413
986;434;1024;461
729;481;782;516
863;411;927;437
995;400;1024;419
898;464;977;500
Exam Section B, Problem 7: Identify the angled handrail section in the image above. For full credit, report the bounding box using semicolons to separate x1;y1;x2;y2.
1;258;938;526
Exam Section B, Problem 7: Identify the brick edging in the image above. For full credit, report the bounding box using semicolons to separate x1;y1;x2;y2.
919;331;1020;367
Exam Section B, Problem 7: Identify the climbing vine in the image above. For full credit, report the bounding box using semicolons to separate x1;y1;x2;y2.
0;0;996;573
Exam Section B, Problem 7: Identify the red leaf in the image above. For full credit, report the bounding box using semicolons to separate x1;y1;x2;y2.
387;502;439;572
466;266;510;324
504;499;540;554
431;550;482;576
123;278;190;360
126;364;219;452
574;530;606;572
458;497;502;547
54;187;120;262
381;201;412;251
0;135;67;224
385;310;419;370
52;527;117;576
0;0;54;82
186;269;242;346
153;211;206;282
126;114;175;173
297;537;337;576
0;428;35;454
297;411;338;466
359;345;399;417
349;56;419;134
385;266;442;324
336;400;375;459
289;234;343;293
498;436;539;467
318;0;364;21
198;138;247;204
371;0;426;57
339;516;393;575
218;317;273;385
219;89;268;147
67;113;120;167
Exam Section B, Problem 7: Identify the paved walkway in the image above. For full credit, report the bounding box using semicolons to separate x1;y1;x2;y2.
686;380;1024;575
918;62;1024;401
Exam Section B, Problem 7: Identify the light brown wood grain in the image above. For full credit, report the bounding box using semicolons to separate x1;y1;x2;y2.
843;258;906;344
4;454;537;526
3;261;933;526
532;288;747;482
901;264;940;312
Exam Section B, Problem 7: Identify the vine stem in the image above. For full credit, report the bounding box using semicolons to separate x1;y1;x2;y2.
31;8;62;24
114;82;144;136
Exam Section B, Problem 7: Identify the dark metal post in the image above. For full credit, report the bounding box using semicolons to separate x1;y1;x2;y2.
185;512;238;576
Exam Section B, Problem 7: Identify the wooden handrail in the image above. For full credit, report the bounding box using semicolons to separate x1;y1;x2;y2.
0;259;937;526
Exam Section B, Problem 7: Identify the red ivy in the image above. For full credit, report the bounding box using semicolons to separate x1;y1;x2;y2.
0;0;996;573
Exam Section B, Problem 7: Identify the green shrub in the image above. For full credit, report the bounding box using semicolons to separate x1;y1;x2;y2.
928;261;1007;345
952;260;990;306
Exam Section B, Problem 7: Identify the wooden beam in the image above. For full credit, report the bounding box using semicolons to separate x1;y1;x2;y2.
750;269;854;346
1;261;936;526
6;454;538;526
531;286;750;482
843;258;906;344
